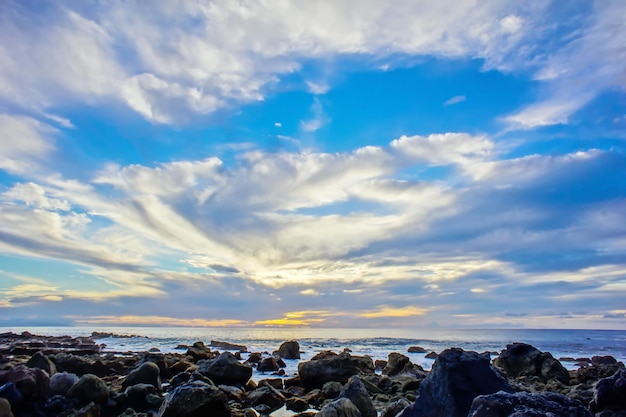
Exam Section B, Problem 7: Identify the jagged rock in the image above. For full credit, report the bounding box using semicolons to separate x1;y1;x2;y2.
380;398;411;417
399;348;514;417
278;341;301;359
590;368;626;413
298;352;374;389
247;385;286;413
0;364;50;403
210;340;247;352
50;371;79;395
340;376;376;417
382;352;424;377
122;362;162;392
257;356;279;372
196;352;252;386
67;374;109;405
592;355;618;366
468;391;592;417
186;341;214;361
26;351;56;376
158;381;229;417
218;384;246;402
576;362;625;384
323;381;344;399
493;342;570;384
317;397;362;417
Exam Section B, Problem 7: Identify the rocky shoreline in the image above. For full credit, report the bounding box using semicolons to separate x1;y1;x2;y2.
0;332;624;417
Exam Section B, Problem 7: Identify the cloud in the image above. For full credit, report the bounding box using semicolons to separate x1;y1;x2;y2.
274;122;282;128
300;97;329;132
0;115;57;175
444;95;466;106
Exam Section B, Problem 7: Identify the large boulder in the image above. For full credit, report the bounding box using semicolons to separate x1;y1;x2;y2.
399;348;514;417
25;351;56;376
317;397;362;417
122;361;162;392
49;372;79;396
257;356;279;373
196;352;252;386
67;374;109;405
278;341;300;359
382;352;425;377
468;391;592;417
158;381;230;417
493;342;569;384
340;376;376;417
0;364;50;403
590;368;626;413
186;341;215;361
247;385;286;413
298;352;374;389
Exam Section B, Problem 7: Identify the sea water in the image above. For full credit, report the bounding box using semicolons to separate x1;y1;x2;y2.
2;326;625;380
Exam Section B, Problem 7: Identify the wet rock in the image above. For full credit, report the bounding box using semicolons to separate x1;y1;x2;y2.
278;341;301;359
576;362;624;384
493;342;570;384
158;381;229;417
124;383;161;413
468;391;592;417
247;385;286;413
247;352;262;364
122;361;162;392
298;352;374;389
407;346;427;353
196;352;252;386
425;352;438;360
257;356;279;373
67;374;109;405
186;341;215;361
323;381;344;399
399;348;514;417
374;360;387;371
26;351;56;376
50;371;79;395
317;397;361;417
340;376;376;417
383;353;424;377
218;384;246;402
259;378;283;390
380;398;411;417
592;355;618;366
210;340;247;352
0;364;50;403
286;397;309;412
590;368;626;413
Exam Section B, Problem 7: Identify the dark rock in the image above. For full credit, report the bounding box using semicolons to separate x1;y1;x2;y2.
124;383;159;412
73;401;100;417
44;393;77;414
317;397;361;417
311;351;338;360
425;352;438;359
67;374;109;405
592;355;619;366
158;381;229;417
247;385;286;413
50;371;79;395
169;372;191;389
122;361;162;392
26;351;56;376
0;383;22;406
218;384;246;402
210;340;247;352
322;381;344;399
258;356;279;372
258;378;283;390
468;391;592;417
196;352;252;386
340;376;376;417
383;352;424;377
493;342;570;384
278;341;301;359
399;348;514;417
590;368;626;413
0;398;13;417
380;398;411;417
247;353;262;364
407;346;426;353
186;341;215;361
0;364;50;403
374;360;387;371
576;362;625;384
298;352;374;389
286;397;309;412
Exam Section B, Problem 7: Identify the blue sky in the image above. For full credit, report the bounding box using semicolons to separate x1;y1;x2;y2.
1;0;625;329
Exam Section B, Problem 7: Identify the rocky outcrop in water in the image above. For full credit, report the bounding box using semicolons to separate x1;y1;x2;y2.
298;352;375;389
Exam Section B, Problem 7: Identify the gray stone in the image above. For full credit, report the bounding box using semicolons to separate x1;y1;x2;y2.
340;376;376;417
49;372;79;395
298;352;374;389
591;368;626;413
25;351;56;376
493;342;569;384
196;351;252;386
122;361;162;392
67;374;109;405
158;381;230;417
468;391;592;417
317;397;362;417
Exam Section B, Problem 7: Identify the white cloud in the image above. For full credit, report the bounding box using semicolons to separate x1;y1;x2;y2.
0;114;56;175
444;95;466;106
300;97;329;132
274;122;282;128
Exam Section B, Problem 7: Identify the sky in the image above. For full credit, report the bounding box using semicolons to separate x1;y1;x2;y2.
0;0;625;330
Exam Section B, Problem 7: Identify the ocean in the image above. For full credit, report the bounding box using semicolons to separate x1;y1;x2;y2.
2;327;625;380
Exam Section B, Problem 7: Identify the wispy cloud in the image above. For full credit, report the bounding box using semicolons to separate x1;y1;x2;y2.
444;95;466;106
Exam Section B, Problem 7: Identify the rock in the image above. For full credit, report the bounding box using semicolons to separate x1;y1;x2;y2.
286;397;309;412
247;353;262;364
122;361;162;392
323;381;344;399
218;384;246;402
382;352;424;377
374;360;387;371
247;385;286;413
50;371;79;395
592;355;619;366
25;351;56;376
399;348;514;417
317;397;362;417
407;346;427;353
259;378;283;390
124;383;160;413
158;380;229;417
278;341;301;359
340;376;376;417
0;364;50;403
67;374;109;405
196;352;252;386
73;401;100;417
186;341;215;361
590;368;626;413
258;356;279;372
0;383;21;407
493;342;569;384
380;398;411;417
576;362;625;384
0;398;13;417
425;352;438;359
298;352;374;389
468;391;592;417
210;340;247;352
